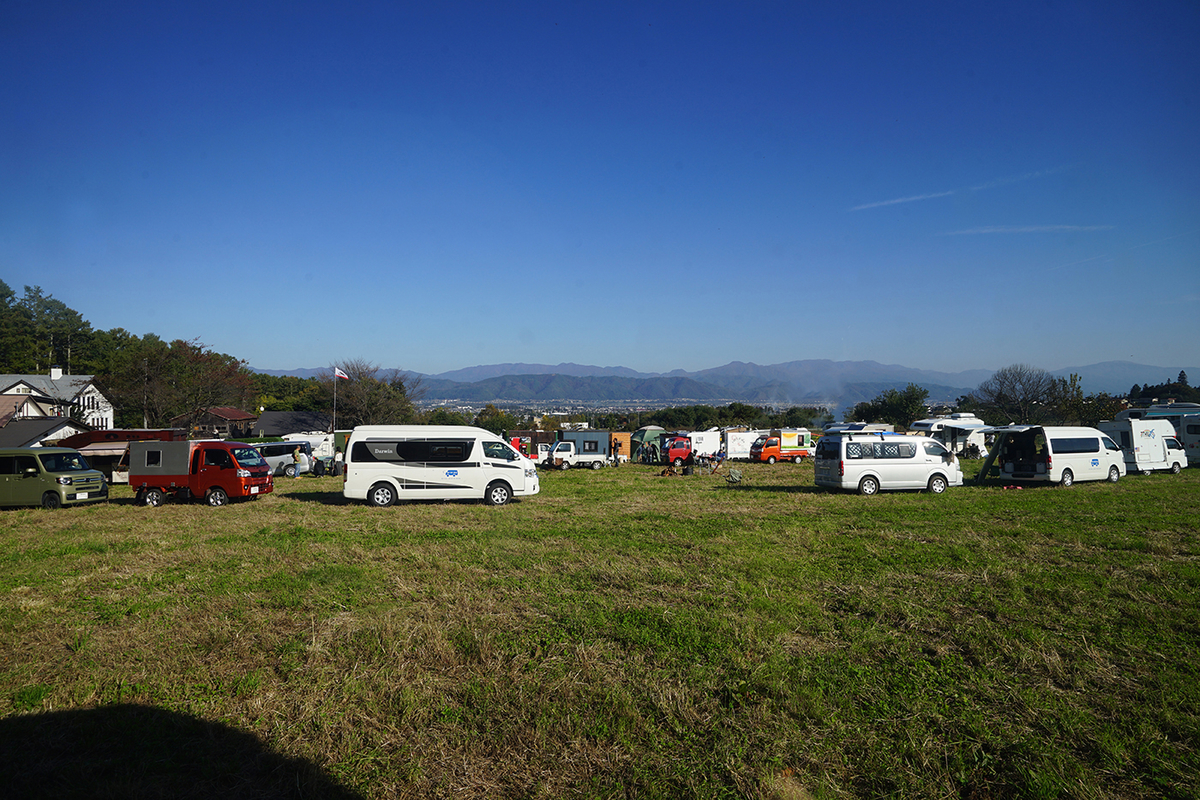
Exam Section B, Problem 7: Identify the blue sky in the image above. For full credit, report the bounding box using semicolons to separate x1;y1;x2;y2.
3;1;1198;377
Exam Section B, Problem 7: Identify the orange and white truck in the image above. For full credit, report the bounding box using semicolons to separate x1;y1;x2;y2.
749;428;816;463
129;440;274;506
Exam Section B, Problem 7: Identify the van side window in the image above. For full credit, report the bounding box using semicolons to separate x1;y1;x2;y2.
1102;437;1120;452
1050;437;1099;454
1167;438;1184;450
923;442;949;457
482;442;514;461
0;456;14;475
15;455;39;473
145;449;162;467
352;439;472;463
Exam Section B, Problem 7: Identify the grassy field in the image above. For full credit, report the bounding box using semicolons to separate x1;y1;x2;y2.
1;460;1198;799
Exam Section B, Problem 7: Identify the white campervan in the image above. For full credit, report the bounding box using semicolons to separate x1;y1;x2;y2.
343;425;539;506
907;413;989;458
987;426;1125;486
813;432;963;495
1097;419;1188;475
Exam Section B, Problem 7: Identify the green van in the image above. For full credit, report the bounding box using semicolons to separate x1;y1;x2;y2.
0;447;108;509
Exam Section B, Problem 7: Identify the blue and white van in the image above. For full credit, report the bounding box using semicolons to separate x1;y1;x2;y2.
987;425;1125;486
343;425;539;506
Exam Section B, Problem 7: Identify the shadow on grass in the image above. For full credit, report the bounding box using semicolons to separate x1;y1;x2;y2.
0;704;365;800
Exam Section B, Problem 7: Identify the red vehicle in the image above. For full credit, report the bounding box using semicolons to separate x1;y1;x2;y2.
664;436;694;467
129;440;273;506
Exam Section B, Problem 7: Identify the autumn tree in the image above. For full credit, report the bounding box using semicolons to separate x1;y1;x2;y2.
969;364;1056;424
323;359;422;428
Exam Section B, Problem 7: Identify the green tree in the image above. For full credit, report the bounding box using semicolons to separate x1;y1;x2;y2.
17;285;94;373
1180;371;1189;388
847;384;929;428
324;359;421;428
473;404;526;435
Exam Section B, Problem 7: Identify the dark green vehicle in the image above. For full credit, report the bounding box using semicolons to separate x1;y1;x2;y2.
0;447;108;509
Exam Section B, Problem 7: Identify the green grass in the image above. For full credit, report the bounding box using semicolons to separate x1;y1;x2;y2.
1;460;1198;798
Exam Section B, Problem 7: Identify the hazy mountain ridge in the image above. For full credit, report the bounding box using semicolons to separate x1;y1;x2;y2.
252;360;1199;407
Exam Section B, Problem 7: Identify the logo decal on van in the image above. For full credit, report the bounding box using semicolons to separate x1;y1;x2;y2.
1091;459;1099;467
445;469;459;477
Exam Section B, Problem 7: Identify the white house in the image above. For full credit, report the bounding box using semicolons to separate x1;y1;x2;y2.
0;367;114;430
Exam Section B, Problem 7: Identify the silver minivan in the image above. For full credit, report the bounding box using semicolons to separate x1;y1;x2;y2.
254;441;312;477
814;433;962;495
0;447;108;509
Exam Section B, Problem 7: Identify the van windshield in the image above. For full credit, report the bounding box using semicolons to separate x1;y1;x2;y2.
38;451;91;472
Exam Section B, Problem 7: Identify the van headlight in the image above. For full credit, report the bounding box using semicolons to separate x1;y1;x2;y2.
237;469;250;478
525;467;537;478
57;476;73;485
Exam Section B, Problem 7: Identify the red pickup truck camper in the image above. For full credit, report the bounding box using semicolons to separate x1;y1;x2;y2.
129;440;273;506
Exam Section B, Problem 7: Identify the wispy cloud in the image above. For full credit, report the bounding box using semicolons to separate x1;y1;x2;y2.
943;225;1114;235
851;165;1069;212
851;191;955;211
968;166;1069;192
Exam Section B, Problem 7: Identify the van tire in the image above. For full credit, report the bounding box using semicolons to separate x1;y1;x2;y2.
673;457;683;467
559;461;569;471
41;492;61;510
484;481;512;506
144;488;166;507
206;487;229;506
1171;462;1182;474
927;475;948;494
284;464;296;478
591;461;603;470
368;482;396;507
1108;465;1120;483
858;476;879;496
1060;469;1074;487
767;456;776;464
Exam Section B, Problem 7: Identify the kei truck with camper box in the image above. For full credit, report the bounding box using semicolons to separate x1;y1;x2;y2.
344;425;539;506
814;432;962;495
1097;418;1187;475
750;429;816;464
979;425;1125;487
129;440;274;506
0;447;108;509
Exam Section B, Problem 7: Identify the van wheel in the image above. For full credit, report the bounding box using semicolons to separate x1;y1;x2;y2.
1108;465;1120;483
1060;469;1074;487
591;461;603;470
858;476;879;496
206;487;229;506
559;462;569;471
673;458;683;467
928;475;948;494
1171;462;1182;474
144;488;166;507
767;455;776;464
485;481;512;506
284;464;296;478
368;482;395;507
41;492;62;510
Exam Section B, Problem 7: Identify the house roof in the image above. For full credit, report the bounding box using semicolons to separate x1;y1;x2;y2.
0;374;95;402
0;418;90;448
252;411;332;437
0;396;40;427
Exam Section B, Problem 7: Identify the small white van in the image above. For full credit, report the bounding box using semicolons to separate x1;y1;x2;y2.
987;426;1125;486
814;433;963;495
1097;419;1188;475
343;425;539;506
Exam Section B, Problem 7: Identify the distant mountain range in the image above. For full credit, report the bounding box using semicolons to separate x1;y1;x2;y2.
253;359;1198;411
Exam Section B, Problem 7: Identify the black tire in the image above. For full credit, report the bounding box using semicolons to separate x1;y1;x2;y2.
591;461;603;470
858;475;879;496
206;487;229;507
284;464;296;478
367;482;395;507
767;455;776;465
41;492;61;510
559;462;569;471
144;488;166;507
1171;462;1182;474
484;481;512;506
1060;469;1074;488
1108;465;1120;483
928;475;948;494
673;458;683;467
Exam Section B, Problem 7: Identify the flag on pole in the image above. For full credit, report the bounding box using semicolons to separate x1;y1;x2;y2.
334;367;350;380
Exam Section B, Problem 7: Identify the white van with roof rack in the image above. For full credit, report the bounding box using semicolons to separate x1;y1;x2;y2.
343;425;539;506
814;431;962;495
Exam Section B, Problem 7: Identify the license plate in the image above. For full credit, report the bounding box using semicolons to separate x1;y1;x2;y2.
250;486;259;494
77;492;88;499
